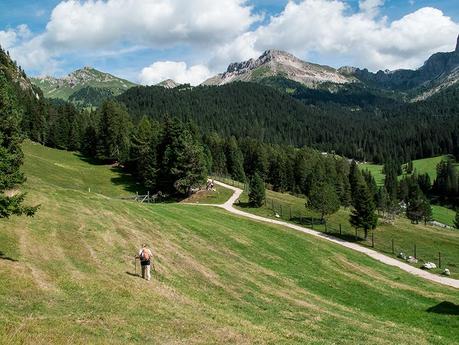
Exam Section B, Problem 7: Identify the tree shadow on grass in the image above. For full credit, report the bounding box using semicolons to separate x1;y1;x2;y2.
0;251;18;262
427;301;459;315
110;166;143;194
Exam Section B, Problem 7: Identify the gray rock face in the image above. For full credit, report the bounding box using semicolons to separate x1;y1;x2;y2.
203;49;356;88
352;35;459;100
156;79;180;88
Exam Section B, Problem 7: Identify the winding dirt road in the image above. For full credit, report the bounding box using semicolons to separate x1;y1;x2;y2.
204;180;459;289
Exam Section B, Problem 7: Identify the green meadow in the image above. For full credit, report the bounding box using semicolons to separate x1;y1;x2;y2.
0;142;458;344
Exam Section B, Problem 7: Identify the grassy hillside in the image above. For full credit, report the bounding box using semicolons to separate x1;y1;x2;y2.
31;67;137;105
361;156;458;226
233;183;459;279
361;155;454;186
1;142;459;344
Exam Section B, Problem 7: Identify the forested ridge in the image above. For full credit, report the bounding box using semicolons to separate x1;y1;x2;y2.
2;43;459;229
117;81;459;163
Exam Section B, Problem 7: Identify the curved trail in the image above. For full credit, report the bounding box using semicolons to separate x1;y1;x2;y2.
199;180;459;289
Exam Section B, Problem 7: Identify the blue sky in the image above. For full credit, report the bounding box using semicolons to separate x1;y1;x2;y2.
1;0;458;84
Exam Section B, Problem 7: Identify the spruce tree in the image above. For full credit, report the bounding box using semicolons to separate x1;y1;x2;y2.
0;74;37;218
224;136;245;182
309;182;340;220
156;118;207;195
96;100;132;163
406;186;426;224
130;116;159;190
350;179;377;239
249;173;265;207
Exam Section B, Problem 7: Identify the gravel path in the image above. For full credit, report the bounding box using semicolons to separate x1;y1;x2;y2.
204;180;459;289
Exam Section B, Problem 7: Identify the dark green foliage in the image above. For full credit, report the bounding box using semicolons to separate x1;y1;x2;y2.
309;182;340;220
96;100;132;162
156;118;207;195
249;173;265;207
0;73;37;218
68;86;115;107
406;187;429;224
224;136;246;182
350;176;378;239
118;80;459;164
130;116;159;190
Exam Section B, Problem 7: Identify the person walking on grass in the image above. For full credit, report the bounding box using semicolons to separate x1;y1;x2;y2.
137;244;153;281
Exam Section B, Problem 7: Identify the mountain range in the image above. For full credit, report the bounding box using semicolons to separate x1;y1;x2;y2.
30;35;459;106
31;67;138;107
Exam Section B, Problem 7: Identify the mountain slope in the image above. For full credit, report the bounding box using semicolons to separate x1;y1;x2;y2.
352;35;459;100
156;79;180;88
1;141;459;344
31;67;137;106
203;49;356;88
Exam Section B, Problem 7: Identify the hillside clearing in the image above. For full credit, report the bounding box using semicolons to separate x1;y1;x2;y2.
0;143;458;344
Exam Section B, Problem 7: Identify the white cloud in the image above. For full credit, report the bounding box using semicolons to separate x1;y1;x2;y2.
359;0;384;18
42;0;258;49
139;61;212;85
212;0;459;71
0;25;31;50
8;0;259;74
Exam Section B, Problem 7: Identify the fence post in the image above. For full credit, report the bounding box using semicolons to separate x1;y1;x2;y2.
438;252;441;269
339;224;342;236
414;244;417;259
371;231;374;248
280;205;283;217
391;239;394;254
147;191;150;203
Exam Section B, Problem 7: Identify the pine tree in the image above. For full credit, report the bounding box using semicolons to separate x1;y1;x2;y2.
249;173;265;207
406;186;426;224
0;74;37;218
156;118;207;195
309;182;340;220
130;116;159;190
350;178;377;239
224;136;245;182
96;100;132;163
421;197;433;225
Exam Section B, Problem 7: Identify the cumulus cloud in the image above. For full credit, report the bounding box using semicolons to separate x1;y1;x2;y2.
0;24;31;50
359;0;384;18
139;61;212;86
8;0;259;74
212;0;459;71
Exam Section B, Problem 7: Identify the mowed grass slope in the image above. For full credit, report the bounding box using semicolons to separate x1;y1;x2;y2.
235;186;459;279
1;143;459;344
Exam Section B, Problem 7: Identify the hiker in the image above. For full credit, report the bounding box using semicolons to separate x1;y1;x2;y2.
137;244;153;281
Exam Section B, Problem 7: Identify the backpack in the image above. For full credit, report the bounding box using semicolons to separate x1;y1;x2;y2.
140;249;150;261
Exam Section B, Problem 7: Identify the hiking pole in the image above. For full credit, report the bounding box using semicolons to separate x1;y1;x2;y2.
134;256;137;276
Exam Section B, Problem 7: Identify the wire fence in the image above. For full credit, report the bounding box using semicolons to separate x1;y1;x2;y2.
211;175;457;275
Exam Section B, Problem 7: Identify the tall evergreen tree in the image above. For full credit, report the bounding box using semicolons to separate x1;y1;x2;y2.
0;74;37;218
96;100;132;162
248;173;265;207
156;118;207;195
224;136;245;182
350;178;377;239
